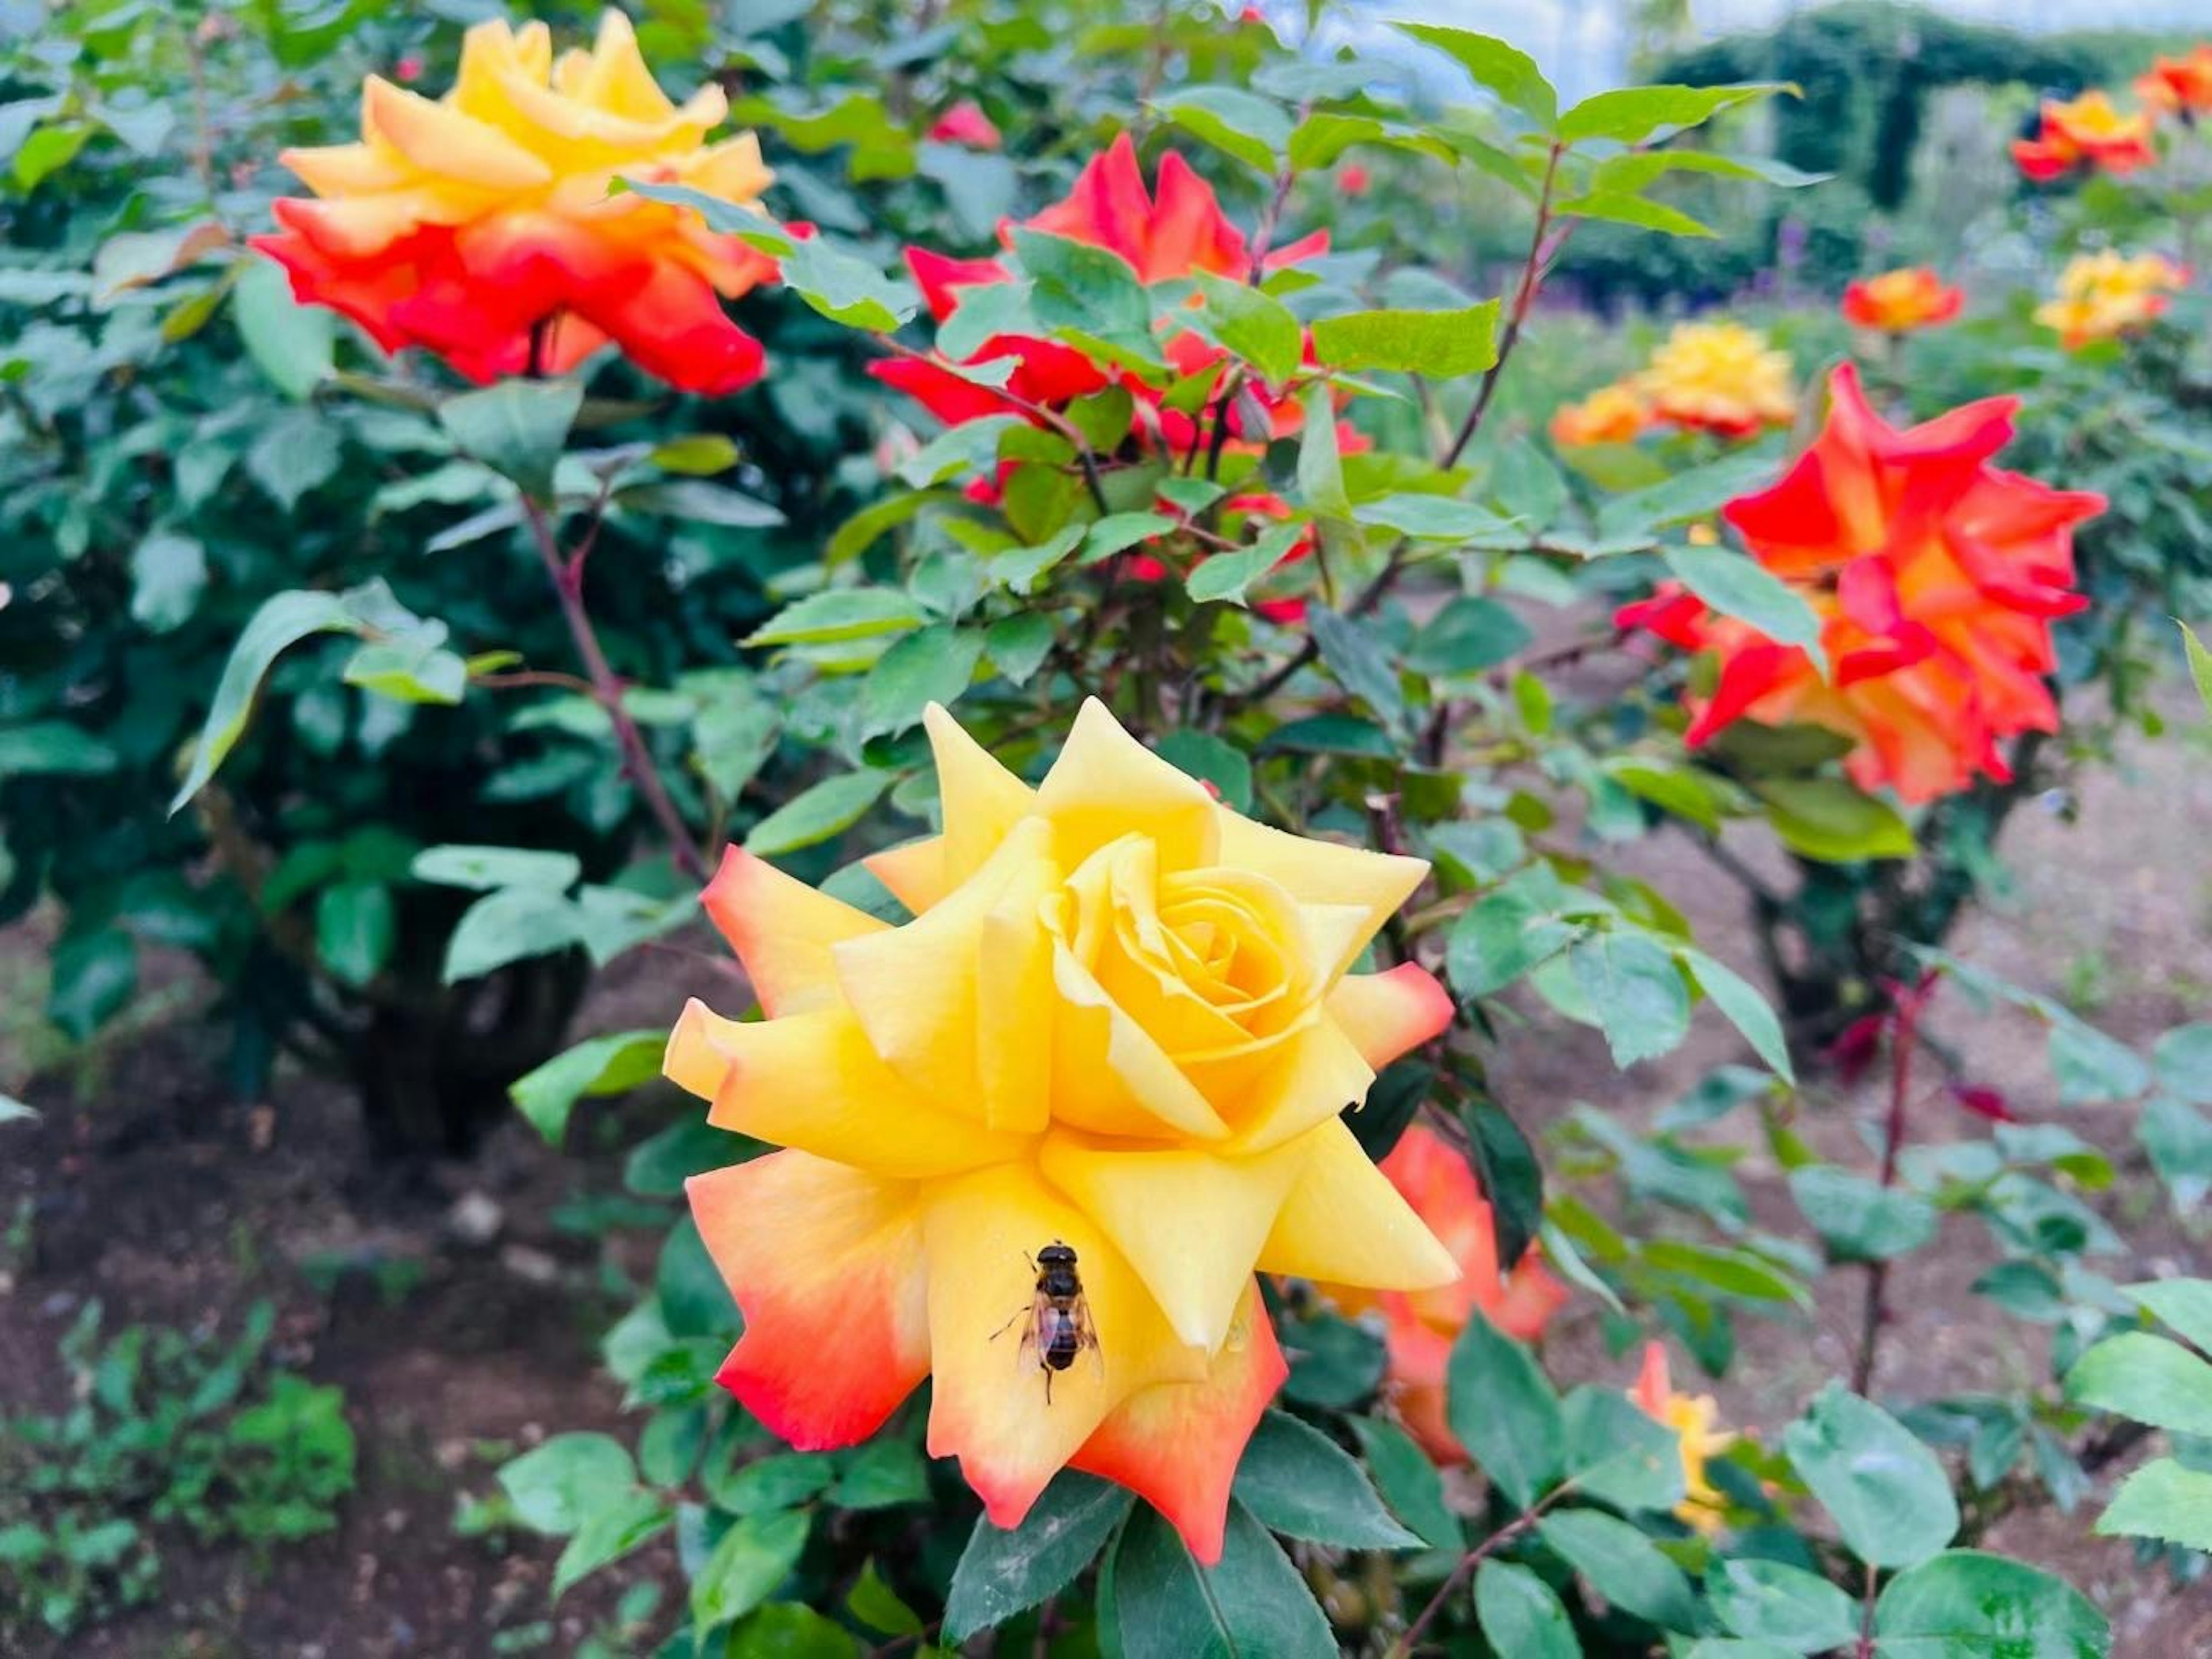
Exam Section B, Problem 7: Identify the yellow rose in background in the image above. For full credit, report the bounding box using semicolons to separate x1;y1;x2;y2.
1637;320;1796;438
1631;1342;1737;1532
2035;249;2190;349
670;700;1460;1562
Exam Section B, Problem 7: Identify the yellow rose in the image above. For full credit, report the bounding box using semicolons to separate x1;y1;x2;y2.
671;700;1460;1562
1638;320;1796;438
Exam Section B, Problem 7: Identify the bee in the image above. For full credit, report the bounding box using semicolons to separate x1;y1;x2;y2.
990;1241;1100;1404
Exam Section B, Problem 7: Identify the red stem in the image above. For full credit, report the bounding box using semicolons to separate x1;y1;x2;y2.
1851;988;1922;1396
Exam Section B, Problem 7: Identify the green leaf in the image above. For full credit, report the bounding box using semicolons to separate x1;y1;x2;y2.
1154;729;1253;814
620;478;783;528
746;589;926;647
509;1029;665;1143
1872;1550;2108;1658
847;1558;923;1638
780;236;917;332
0;722;119;777
2127;1277;2212;1352
1084;510;1176;560
1679;949;1794;1083
1354;494;1519;543
658;1214;737;1339
49;929;137;1042
553;1491;669;1599
1347;1418;1459;1549
1782;1382;1958;1569
1539;1509;1699;1631
1013;228;1150;346
862;624;984;735
1230;1412;1422;1548
2065;1332;2212;1437
1395;25;1558;127
830;1438;929;1509
437;379;582;505
1407;596;1532;675
1562;1386;1686;1513
442;887;585;983
2094;1457;2212;1554
726;1604;861;1657
692;1509;812;1629
1309;301;1501;377
1558;84;1783;145
1445;1308;1562;1508
342;639;467;705
1570;931;1690;1068
1152;86;1292;173
169;588;362;811
1475;1560;1581;1659
1753;779;1914;863
315;880;393;988
1296;385;1349;520
2141;1093;2212;1212
983;614;1056;688
943;1472;1132;1642
1662;544;1827;677
1446;870;1578;997
130;531;208;634
745;771;892;857
412;844;583;892
2180;620;2212;721
1191;269;1303;383
1308;607;1404;726
1790;1166;1937;1263
1555;191;1714;237
1465;1097;1542;1269
233;258;334;400
2047;1018;2150;1105
1184;523;1304;606
1105;1503;1334;1659
499;1433;637;1534
2153;1025;2212;1104
1710;1558;1859;1651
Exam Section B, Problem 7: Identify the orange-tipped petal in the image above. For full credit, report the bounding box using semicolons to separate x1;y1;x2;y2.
688;1152;929;1448
1327;963;1455;1069
702;846;888;1018
1069;1282;1286;1565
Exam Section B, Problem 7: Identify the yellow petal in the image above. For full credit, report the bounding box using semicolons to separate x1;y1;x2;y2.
922;1162;1200;1531
832;818;1055;1120
924;702;1038;896
576;9;679;124
1050;939;1229;1140
1327;963;1456;1069
1037;698;1219;873
1039;1130;1314;1350
862;836;945;914
702;846;888;1018
666;1001;1029;1179
279;141;411;198
1257;1118;1460;1290
362;77;552;191
1213;806;1428;944
1214;1014;1374;1154
688;1150;929;1448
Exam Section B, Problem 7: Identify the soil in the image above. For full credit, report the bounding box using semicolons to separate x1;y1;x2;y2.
2;699;2208;1657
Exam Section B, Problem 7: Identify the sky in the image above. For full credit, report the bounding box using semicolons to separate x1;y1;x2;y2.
1312;0;2212;105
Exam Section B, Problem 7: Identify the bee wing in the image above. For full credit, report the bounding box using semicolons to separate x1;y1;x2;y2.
1013;1292;1053;1372
1071;1292;1103;1366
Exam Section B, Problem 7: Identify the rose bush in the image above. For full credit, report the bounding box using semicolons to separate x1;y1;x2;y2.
7;1;2211;1654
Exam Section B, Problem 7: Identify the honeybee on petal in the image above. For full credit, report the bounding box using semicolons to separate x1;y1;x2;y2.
990;1240;1100;1403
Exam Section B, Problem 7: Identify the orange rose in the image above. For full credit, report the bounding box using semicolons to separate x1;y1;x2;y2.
254;13;777;391
2137;48;2212;119
2034;249;2190;349
2012;90;2157;181
1550;381;1650;446
1840;267;1964;332
1310;1124;1569;1465
1618;364;2104;804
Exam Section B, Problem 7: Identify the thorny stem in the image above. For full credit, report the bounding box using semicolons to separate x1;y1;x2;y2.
520;496;711;885
1237;144;1574;710
1854;1559;1881;1659
1851;984;1924;1396
1390;1481;1578;1656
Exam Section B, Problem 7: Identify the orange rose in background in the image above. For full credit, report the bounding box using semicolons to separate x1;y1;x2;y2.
872;134;1328;450
2011;90;2157;181
1637;321;1796;439
1310;1124;1569;1464
2034;250;2190;348
1840;267;1963;332
1550;382;1650;447
2138;48;2212;119
254;12;778;391
1619;364;2103;804
1630;1342;1735;1532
